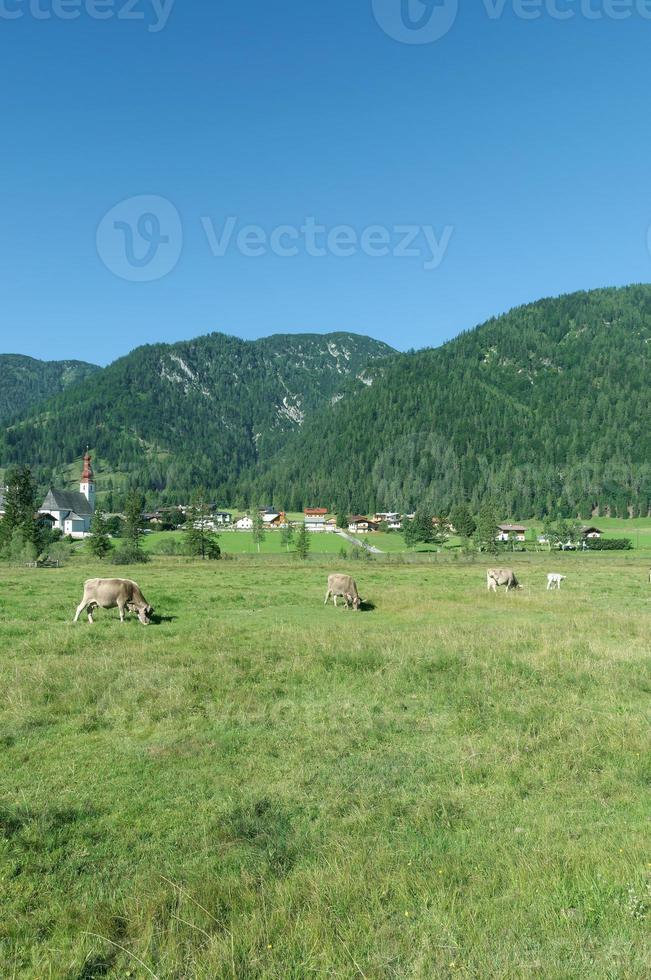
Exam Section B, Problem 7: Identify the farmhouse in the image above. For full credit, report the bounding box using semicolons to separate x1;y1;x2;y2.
496;523;527;543
234;515;253;530
374;512;402;529
263;511;288;528
305;514;327;532
305;507;328;517
581;525;602;539
348;515;379;533
39;452;95;539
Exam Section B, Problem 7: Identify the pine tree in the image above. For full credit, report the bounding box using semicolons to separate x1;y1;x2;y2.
116;490;148;563
0;465;40;554
184;490;220;559
450;503;476;539
295;522;310;560
475;500;499;554
414;510;436;545
402;516;419;549
88;507;112;559
403;509;440;548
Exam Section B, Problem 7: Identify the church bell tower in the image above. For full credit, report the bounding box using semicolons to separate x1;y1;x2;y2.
80;450;96;511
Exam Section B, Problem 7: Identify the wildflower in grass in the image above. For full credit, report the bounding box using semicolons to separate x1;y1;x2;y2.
625;883;650;920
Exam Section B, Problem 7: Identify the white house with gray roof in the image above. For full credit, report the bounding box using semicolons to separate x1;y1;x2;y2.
39;452;96;538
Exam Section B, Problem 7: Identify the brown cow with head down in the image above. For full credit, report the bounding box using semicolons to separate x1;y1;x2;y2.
324;573;362;610
486;568;522;593
73;578;154;625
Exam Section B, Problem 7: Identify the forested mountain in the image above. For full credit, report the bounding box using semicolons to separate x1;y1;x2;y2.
2;287;650;517
249;286;651;519
0;355;100;424
0;332;394;504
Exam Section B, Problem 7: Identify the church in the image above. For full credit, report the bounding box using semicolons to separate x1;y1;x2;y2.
39;452;96;538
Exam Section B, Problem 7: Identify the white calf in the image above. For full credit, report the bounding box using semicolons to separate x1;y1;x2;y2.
546;573;566;590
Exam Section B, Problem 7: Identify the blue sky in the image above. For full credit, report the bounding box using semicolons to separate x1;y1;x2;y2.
1;0;650;364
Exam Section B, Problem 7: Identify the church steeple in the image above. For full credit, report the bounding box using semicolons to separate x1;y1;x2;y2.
80;449;96;511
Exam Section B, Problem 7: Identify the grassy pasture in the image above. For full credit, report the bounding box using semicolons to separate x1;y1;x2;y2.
0;556;649;979
141;522;651;559
143;530;348;556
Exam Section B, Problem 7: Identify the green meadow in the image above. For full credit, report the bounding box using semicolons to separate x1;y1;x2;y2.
142;518;651;559
144;530;349;556
0;555;649;979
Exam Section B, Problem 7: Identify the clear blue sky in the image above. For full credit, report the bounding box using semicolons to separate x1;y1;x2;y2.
1;1;650;365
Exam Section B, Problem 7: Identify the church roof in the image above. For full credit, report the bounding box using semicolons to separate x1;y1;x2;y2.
41;488;93;517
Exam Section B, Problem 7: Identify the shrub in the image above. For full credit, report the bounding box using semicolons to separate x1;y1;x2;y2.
152;537;189;556
113;543;150;564
48;542;73;565
585;538;633;551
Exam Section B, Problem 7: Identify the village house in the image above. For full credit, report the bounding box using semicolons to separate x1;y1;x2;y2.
142;511;165;526
234;515;253;530
305;514;327;532
374;512;402;530
0;489;6;518
305;507;328;517
348;515;379;533
39;452;96;539
496;523;527;543
213;511;232;525
581;525;602;539
263;511;288;528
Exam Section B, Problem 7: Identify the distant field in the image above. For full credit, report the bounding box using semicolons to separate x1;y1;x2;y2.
140;524;651;559
143;529;348;555
0;554;649;978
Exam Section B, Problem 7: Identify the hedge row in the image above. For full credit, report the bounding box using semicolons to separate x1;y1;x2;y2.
585;538;633;551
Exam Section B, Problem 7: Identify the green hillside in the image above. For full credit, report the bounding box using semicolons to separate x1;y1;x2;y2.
2;286;650;517
0;354;100;424
0;332;393;504
251;285;651;518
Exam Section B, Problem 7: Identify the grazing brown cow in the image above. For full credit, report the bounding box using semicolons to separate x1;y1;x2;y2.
486;568;521;593
324;573;361;610
73;578;154;625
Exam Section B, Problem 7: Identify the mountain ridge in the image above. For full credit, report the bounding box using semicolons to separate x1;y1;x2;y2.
0;354;100;425
0;331;395;503
249;285;651;518
2;285;649;517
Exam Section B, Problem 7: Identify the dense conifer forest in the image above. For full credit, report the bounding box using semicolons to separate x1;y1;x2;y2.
0;333;393;506
0;355;99;424
249;286;651;518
